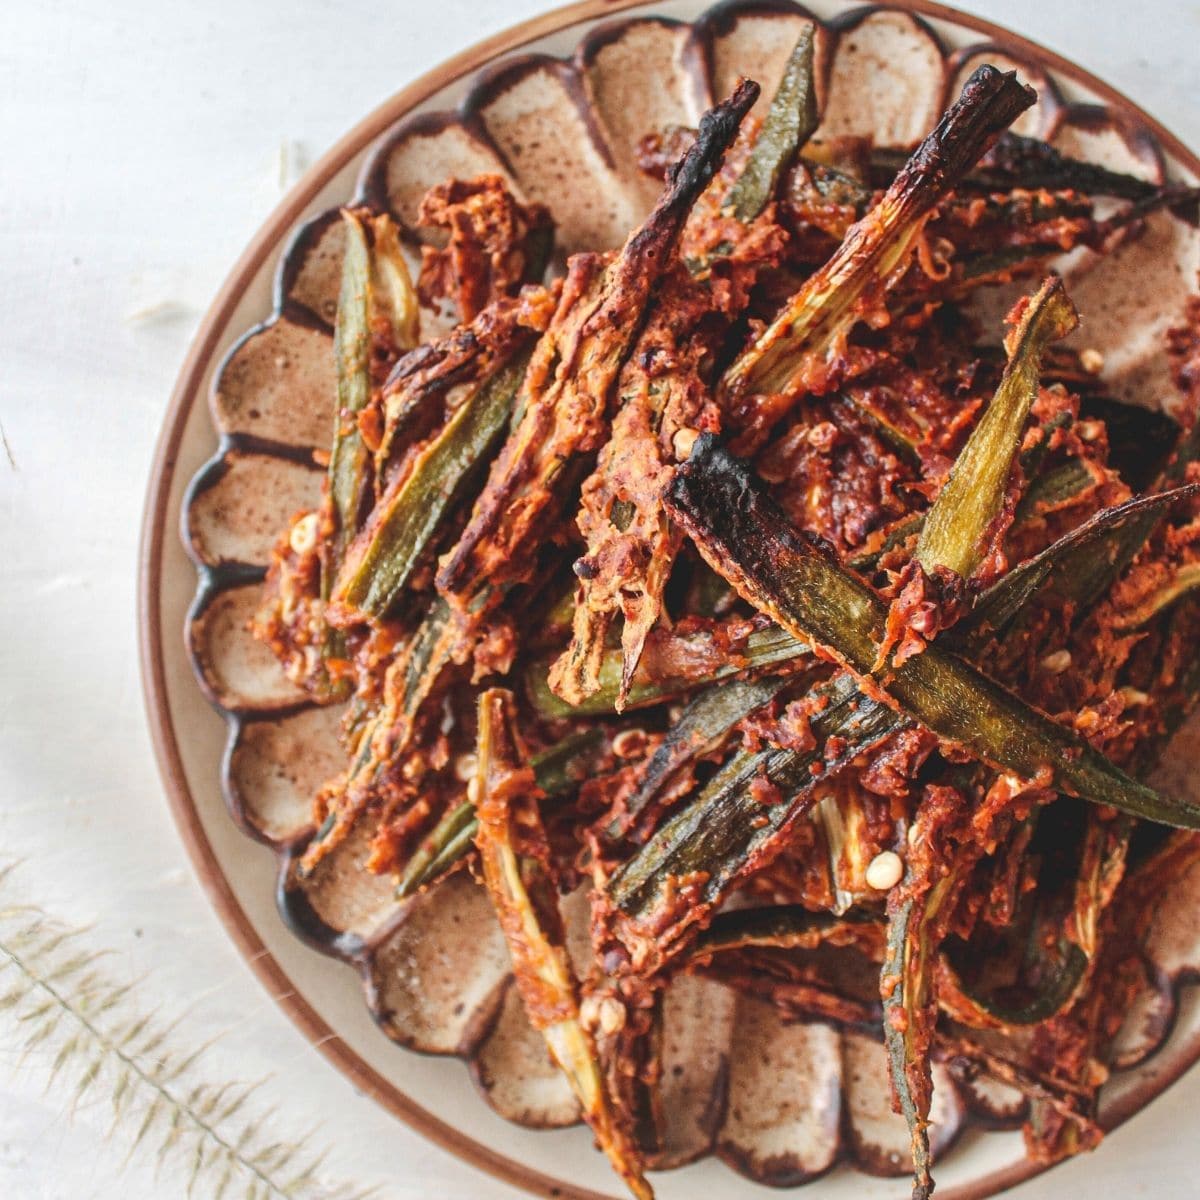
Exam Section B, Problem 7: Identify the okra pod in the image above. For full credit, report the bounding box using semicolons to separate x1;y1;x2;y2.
1012;457;1100;529
397;799;476;897
964;485;1197;645
877;130;1170;203
722;67;1034;440
882;877;957;1200
665;437;1200;830
914;277;1078;582
333;351;530;619
941;811;1130;1028
602;673;793;843
327;212;373;573
607;672;907;968
327;211;419;575
342;596;460;809
724;26;818;222
473;690;652;1200
397;727;606;897
529;624;808;719
691;904;876;958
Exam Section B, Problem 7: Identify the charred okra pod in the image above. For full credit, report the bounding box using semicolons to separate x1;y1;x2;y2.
722;67;1035;442
665;436;1200;830
473;690;652;1200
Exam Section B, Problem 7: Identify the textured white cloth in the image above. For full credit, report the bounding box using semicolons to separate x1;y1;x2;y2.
1;1;1197;1196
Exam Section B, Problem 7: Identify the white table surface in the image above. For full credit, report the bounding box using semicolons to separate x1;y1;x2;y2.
2;1;1198;1196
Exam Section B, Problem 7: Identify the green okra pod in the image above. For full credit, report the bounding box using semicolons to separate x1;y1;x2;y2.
398;728;606;896
915;277;1078;582
724;25;818;223
607;672;906;963
665;437;1200;830
333;352;530;619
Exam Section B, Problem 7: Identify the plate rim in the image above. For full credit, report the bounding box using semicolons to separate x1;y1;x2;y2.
137;2;1200;1197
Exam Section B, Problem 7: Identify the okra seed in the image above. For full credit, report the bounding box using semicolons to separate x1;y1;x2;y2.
580;994;626;1036
454;753;478;782
289;512;319;555
1080;347;1105;375
598;996;626;1035
467;776;483;806
1040;650;1072;674
866;850;904;891
672;427;700;461
579;995;600;1031
612;729;647;759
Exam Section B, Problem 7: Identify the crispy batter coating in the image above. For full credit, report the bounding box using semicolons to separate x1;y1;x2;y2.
417;174;552;321
248;67;1200;1200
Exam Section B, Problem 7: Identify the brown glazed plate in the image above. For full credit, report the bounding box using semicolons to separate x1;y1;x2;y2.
139;1;1200;1196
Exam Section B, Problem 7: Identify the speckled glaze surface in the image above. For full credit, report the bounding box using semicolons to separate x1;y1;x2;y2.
145;3;1200;1197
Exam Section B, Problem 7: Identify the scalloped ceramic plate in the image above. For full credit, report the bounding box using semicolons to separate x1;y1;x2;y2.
140;3;1200;1197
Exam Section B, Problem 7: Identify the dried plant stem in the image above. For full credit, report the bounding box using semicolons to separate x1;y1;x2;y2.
0;866;375;1200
